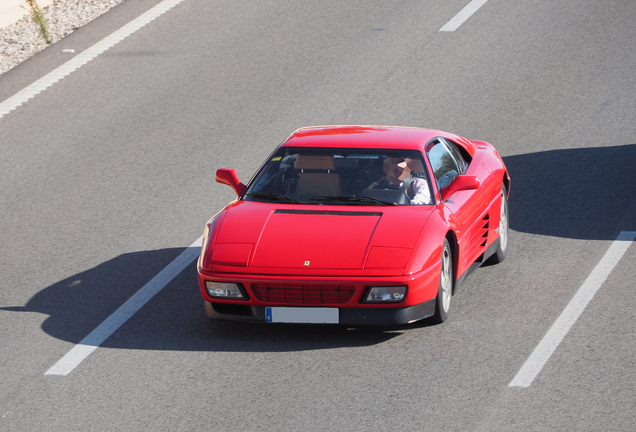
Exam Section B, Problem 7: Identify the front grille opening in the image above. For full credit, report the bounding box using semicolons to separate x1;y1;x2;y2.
252;284;355;304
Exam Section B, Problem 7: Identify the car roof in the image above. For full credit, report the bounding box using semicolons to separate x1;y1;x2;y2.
280;125;476;156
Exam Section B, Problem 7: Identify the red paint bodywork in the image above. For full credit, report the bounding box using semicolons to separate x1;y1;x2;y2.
197;126;510;324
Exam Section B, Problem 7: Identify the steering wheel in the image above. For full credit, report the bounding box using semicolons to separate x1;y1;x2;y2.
372;183;401;191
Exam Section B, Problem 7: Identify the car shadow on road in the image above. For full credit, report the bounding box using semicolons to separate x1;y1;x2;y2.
3;144;634;352
1;249;401;352
504;143;636;240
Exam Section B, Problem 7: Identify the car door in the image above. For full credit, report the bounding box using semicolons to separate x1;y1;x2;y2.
427;138;489;276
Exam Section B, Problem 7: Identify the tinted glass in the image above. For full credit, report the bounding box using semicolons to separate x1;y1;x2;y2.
427;140;461;189
440;137;467;174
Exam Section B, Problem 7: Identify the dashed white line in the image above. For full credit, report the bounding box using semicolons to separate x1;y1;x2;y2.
509;231;636;388
45;236;203;376
0;0;185;120
439;0;490;32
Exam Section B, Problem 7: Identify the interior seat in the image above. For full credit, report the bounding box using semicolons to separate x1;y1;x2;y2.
294;154;342;196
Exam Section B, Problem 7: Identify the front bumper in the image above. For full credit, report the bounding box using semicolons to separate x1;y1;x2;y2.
204;298;437;326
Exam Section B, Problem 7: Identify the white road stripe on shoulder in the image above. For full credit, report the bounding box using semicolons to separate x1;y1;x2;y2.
439;0;489;32
45;236;203;376
509;231;636;388
0;0;185;120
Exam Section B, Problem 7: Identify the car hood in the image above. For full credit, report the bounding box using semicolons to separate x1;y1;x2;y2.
204;201;435;275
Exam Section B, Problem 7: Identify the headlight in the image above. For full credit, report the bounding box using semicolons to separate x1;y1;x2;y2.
364;286;407;303
205;281;247;300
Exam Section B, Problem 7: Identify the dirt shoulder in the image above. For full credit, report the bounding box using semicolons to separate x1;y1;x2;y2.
1;0;126;75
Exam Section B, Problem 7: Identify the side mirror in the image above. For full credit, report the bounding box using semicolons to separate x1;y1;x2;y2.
215;168;246;197
440;175;480;202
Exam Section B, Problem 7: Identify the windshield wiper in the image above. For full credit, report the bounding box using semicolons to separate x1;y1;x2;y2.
245;192;300;203
310;195;397;206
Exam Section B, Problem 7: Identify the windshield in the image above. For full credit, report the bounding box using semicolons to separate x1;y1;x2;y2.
243;147;433;206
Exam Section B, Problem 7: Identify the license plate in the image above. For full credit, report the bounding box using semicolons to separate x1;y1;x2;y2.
266;307;339;324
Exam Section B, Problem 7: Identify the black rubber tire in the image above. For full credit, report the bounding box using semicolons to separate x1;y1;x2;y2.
430;238;453;324
488;184;509;264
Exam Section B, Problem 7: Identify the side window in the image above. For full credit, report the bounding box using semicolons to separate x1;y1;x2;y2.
426;139;463;189
440;137;467;174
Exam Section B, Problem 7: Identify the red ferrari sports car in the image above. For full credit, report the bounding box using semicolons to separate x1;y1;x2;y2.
197;126;510;325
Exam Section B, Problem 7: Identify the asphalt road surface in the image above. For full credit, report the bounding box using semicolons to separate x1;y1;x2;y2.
1;0;636;430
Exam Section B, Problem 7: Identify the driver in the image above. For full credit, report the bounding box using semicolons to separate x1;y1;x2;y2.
366;156;432;205
366;157;409;189
404;157;432;205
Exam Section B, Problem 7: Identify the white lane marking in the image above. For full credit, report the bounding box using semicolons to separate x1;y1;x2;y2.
509;231;636;388
0;0;185;120
439;0;489;32
45;236;203;376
